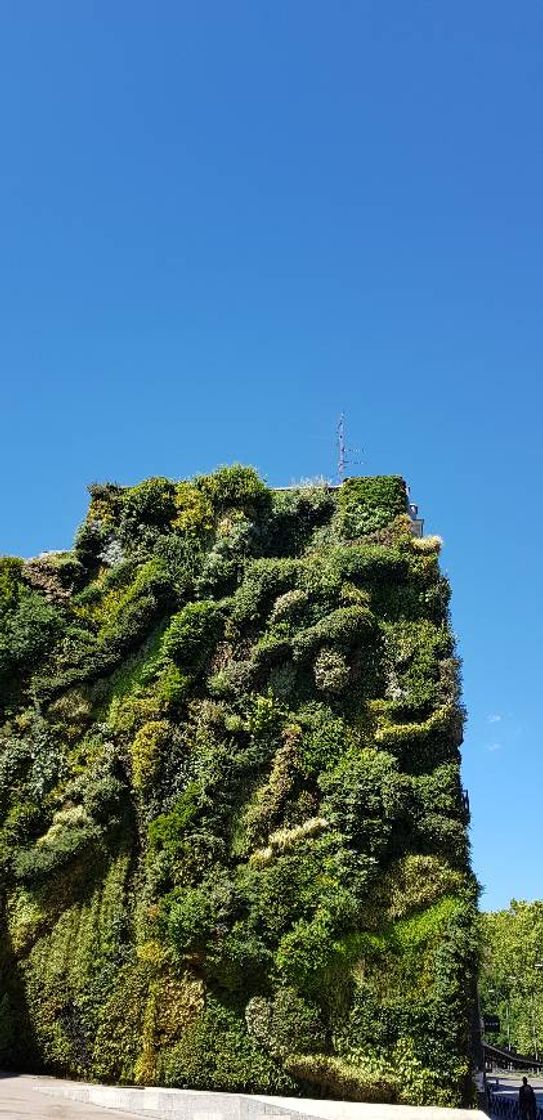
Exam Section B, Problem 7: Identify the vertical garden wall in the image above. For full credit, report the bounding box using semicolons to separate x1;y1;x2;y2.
0;467;477;1104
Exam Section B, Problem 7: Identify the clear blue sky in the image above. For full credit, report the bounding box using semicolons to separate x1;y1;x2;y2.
1;1;542;911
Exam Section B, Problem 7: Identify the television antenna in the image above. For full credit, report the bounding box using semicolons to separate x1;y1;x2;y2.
337;414;361;483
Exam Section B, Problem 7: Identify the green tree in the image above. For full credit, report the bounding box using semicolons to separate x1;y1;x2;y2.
480;901;543;1056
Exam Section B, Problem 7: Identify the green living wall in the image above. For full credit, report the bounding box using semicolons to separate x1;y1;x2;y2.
0;468;477;1104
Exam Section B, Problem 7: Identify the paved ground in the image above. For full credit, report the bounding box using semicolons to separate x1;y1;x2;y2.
0;1070;489;1120
0;1072;147;1120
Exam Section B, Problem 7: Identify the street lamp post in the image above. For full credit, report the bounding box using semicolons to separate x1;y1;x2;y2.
505;994;512;1050
507;976;517;1057
532;963;543;1062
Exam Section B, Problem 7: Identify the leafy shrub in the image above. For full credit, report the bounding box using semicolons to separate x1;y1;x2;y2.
0;556;23;613
295;703;357;775
119;478;177;540
285;1053;399;1103
173;482;214;534
374;704;463;773
245;987;326;1057
131;720;170;791
275;911;336;989
383;620;453;717
159;999;292;1093
12;807;104;883
154;662;188;708
160;601;223;674
319;748;406;856
266;661;299;704
238;846;326;947
87;482;125;527
108;687;164;737
0;587;62;664
380;854;464;919
270;588;309;623
148;782;203;856
66;560;174;683
99;538;125;567
74;518;110;572
337;476;407;539
250;817;328;867
266;486;336;555
325;543;408;587
82;773;126;825
240;734;300;848
47;689;92;742
205;920;271;991
231;558;299;625
313;648;350;693
293;606;375;662
391;1037;460;1106
163;872;238;956
0;801;43;857
208;659;255;700
0;587;63;704
195;465;271;518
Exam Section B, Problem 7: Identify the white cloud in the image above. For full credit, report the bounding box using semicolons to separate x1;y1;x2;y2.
487;714;502;724
486;743;502;752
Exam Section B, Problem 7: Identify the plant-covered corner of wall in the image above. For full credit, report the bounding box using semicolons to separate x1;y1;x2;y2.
0;465;476;1105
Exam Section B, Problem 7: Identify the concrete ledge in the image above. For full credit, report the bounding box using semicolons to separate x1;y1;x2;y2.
27;1073;489;1120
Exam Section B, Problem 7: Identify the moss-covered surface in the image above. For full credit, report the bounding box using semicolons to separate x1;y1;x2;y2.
0;467;477;1104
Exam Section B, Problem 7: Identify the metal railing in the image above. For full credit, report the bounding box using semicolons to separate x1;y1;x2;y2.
488;1090;543;1120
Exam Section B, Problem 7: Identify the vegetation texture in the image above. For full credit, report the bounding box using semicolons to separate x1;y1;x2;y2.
480;901;543;1056
0;467;477;1104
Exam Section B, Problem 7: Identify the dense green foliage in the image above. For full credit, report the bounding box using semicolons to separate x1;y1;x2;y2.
480;901;543;1056
0;468;476;1103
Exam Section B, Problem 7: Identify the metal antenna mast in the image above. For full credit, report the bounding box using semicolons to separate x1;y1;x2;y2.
337;413;361;483
337;413;347;483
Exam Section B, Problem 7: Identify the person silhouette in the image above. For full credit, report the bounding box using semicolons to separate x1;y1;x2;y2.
519;1076;537;1120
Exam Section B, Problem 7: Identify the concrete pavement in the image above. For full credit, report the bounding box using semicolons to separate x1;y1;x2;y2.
0;1072;148;1120
0;1071;491;1120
